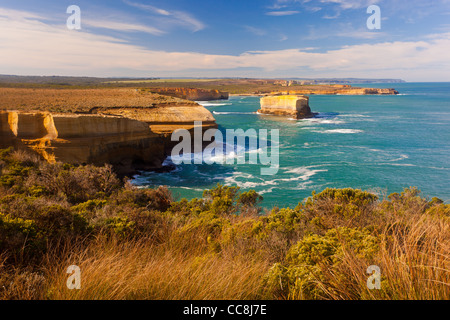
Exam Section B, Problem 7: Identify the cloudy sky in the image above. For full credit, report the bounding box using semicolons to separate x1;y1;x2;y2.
1;0;450;81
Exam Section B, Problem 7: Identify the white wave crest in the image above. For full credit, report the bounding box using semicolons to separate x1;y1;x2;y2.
299;118;346;125
320;129;364;134
212;111;256;115
196;101;232;107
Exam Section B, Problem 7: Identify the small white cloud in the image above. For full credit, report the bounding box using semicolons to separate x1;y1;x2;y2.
123;0;205;32
273;0;381;10
266;10;300;16
123;0;170;15
244;26;266;36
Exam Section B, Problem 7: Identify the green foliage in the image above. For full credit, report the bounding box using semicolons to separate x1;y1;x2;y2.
306;188;378;218
27;185;49;197
203;184;240;215
112;185;172;211
71;199;107;218
0;213;42;261
104;216;135;237
253;208;304;241
383;187;429;216
263;227;380;299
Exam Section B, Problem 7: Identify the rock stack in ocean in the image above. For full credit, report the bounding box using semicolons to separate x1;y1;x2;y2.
258;95;314;119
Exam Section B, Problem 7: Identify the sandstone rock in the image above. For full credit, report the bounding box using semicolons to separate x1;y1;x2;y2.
91;102;218;155
0;88;218;175
0;111;165;175
259;95;314;119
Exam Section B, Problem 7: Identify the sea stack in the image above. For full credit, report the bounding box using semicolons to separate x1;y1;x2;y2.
259;95;314;119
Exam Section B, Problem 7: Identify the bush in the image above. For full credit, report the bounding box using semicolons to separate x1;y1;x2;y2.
299;188;381;232
263;227;380;299
0;213;42;262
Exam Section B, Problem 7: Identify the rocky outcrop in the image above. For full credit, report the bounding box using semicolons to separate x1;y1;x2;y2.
0;88;218;175
148;88;229;101
90;102;218;154
0;111;166;174
258;95;314;119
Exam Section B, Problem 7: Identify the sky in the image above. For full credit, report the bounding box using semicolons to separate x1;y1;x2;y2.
1;0;450;81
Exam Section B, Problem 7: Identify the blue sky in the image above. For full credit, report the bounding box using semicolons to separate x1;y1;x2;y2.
1;0;450;80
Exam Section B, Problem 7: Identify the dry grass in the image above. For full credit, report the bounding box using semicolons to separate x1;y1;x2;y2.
42;234;270;300
286;208;450;300
0;88;183;113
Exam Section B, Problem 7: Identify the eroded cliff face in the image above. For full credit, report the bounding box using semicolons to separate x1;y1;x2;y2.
91;102;218;154
259;95;314;119
148;88;229;101
0;88;218;175
0;111;165;174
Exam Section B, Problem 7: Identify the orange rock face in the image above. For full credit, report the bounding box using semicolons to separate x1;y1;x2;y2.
0;111;166;174
0;89;218;175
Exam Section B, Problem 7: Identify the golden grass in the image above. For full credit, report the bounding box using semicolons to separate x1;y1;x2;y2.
43;235;270;300
7;210;443;300
0;88;183;113
287;212;450;300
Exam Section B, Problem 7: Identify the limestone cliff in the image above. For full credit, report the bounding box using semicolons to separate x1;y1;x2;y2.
147;88;229;101
0;88;218;175
258;95;314;119
0;111;165;174
90;102;217;153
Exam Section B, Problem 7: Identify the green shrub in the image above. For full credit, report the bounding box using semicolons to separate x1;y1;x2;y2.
71;199;107;218
306;188;378;218
203;184;240;215
104;216;135;237
0;213;42;262
253;208;304;242
263;227;380;299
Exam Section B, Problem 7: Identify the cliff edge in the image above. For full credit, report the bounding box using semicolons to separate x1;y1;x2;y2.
0;88;217;175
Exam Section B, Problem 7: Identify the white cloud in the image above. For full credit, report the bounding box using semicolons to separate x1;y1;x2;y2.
279;34;289;41
276;0;381;10
244;26;266;36
320;0;381;10
123;0;205;32
303;23;385;40
1;8;450;81
266;10;300;16
83;19;165;35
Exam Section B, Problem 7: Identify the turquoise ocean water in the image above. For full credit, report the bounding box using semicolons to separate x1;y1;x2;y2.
133;83;450;208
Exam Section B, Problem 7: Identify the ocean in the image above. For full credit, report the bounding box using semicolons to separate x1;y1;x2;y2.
132;82;450;208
